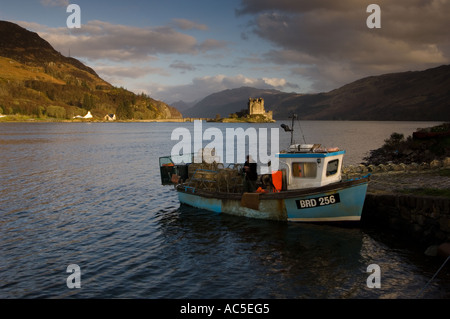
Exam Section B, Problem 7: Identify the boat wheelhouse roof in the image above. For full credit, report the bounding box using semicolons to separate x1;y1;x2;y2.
277;143;345;159
277;150;346;158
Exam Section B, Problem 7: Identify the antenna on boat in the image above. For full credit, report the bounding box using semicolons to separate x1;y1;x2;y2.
296;115;307;144
281;114;298;145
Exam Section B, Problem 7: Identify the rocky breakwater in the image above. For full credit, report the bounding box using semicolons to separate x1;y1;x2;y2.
349;123;450;256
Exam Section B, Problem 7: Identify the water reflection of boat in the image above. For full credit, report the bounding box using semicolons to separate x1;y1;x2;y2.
160;116;369;223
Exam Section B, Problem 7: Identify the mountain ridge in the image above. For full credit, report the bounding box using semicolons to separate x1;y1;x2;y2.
0;20;99;78
183;65;450;121
0;20;181;120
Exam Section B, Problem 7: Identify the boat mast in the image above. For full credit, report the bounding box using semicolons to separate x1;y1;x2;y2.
281;114;298;145
290;114;297;145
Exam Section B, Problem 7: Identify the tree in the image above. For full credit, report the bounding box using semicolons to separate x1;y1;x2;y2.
116;100;133;119
82;93;95;110
46;105;66;118
384;133;405;151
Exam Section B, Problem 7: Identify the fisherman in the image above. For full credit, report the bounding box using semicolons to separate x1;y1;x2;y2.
243;155;258;192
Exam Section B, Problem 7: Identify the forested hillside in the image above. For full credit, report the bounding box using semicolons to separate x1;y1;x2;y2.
0;21;181;120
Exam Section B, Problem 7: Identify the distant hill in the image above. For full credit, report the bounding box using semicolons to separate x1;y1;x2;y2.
0;21;181;120
183;86;297;118
171;100;198;113
277;64;450;121
184;65;450;121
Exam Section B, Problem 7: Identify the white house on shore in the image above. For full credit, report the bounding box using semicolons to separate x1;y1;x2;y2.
73;111;93;119
104;114;116;121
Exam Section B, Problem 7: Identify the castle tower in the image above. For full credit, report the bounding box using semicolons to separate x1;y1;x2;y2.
248;98;265;115
248;98;273;121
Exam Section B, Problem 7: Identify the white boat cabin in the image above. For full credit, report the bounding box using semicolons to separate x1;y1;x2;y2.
276;144;344;190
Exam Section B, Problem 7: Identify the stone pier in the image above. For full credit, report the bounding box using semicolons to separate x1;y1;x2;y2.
346;158;450;251
362;192;450;245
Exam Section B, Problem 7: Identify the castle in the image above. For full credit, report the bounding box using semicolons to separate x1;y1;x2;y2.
248;98;273;121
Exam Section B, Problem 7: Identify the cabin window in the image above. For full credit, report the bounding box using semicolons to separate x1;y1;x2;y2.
326;159;339;176
292;162;317;178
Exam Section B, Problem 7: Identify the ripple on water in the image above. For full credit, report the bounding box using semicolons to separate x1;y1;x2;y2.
0;122;448;299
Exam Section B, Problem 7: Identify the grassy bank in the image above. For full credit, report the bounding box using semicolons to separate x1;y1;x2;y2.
398;169;450;198
364;122;450;165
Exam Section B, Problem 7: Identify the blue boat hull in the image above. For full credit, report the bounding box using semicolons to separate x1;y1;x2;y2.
177;177;369;222
283;182;368;222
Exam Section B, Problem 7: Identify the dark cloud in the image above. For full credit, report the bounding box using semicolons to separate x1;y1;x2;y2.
238;0;450;92
197;39;228;52
237;0;362;15
22;20;225;62
169;60;197;72
171;18;208;30
94;65;169;78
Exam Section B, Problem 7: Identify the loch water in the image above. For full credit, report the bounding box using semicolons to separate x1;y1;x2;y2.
0;121;449;299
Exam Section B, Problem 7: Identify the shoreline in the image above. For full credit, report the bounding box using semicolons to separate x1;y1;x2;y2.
0;116;186;123
0;116;275;124
0;115;444;124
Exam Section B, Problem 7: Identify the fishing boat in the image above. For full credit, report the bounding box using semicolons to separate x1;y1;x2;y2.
160;116;370;222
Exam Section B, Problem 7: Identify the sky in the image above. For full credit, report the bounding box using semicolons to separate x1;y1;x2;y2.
1;0;449;104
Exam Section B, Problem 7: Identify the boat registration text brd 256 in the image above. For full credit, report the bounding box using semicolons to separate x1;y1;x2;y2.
295;194;341;209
